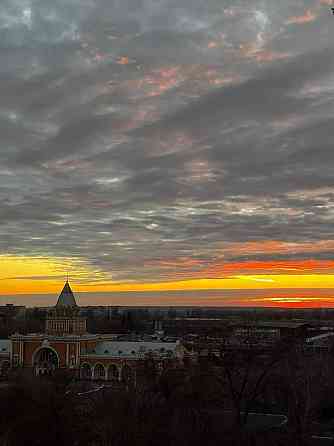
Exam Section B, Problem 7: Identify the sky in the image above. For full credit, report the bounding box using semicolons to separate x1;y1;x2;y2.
1;0;334;307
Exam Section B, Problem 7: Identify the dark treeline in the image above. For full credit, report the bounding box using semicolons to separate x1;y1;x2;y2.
0;308;46;338
3;306;334;339
2;339;334;445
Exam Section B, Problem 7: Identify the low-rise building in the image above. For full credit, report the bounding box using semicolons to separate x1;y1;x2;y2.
0;281;185;382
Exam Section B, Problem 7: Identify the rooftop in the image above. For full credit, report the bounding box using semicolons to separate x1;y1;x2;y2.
56;281;77;307
84;341;180;359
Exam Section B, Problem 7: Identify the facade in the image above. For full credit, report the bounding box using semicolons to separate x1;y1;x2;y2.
229;322;310;347
0;281;184;381
0;340;10;378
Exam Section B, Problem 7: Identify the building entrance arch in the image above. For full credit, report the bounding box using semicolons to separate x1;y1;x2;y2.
33;347;60;376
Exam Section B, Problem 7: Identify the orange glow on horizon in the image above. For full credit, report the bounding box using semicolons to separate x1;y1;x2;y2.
1;255;334;308
198;259;334;277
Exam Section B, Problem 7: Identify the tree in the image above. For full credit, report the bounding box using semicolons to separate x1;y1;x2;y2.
279;345;330;444
216;339;294;430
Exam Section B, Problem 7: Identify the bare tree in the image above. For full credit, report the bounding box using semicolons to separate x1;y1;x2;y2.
216;339;293;429
280;345;330;444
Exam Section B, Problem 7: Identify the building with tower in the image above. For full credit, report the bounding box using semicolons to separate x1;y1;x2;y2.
0;281;184;382
46;281;87;336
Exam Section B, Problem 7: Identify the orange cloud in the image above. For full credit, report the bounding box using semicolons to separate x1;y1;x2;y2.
124;66;183;98
239;43;290;63
122;109;160;131
146;256;334;283
208;41;219;49
319;0;334;5
198;259;334;278
122;64;239;100
94;52;106;62
146;67;182;97
221;240;334;257
253;51;291;62
117;56;130;65
285;9;317;24
144;240;334;280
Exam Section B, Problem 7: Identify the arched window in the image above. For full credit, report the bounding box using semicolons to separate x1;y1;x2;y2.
33;347;59;376
107;364;119;381
80;363;92;380
94;364;106;380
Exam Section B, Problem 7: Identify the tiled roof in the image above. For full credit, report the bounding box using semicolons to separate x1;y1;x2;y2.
306;332;334;343
56;281;77;307
85;341;179;359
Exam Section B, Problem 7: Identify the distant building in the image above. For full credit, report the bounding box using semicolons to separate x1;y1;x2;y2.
0;281;185;381
305;332;334;353
0;304;25;327
162;317;228;336
229;321;310;346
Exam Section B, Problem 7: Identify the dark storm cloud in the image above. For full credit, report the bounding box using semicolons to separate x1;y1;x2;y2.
1;0;334;282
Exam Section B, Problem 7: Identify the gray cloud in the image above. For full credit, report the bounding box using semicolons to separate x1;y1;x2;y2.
1;0;334;286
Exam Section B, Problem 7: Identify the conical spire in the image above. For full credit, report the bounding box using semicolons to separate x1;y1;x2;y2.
56;280;77;307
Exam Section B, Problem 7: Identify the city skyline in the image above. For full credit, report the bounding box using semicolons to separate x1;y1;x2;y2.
1;1;334;307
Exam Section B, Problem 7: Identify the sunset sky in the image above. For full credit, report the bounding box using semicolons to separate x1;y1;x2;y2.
1;0;334;307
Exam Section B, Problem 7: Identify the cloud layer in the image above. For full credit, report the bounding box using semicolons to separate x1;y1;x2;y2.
1;0;334;286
